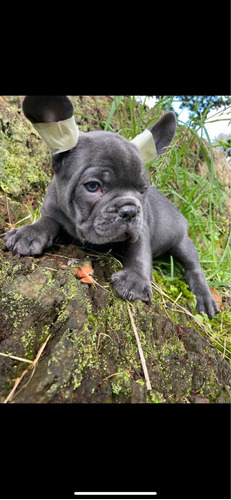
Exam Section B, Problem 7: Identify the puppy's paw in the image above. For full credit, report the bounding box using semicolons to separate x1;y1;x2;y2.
111;269;152;303
185;271;219;318
195;290;219;318
2;225;53;256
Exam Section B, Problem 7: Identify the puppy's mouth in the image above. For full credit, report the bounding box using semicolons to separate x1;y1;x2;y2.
76;199;143;245
93;212;142;244
125;226;139;243
111;226;139;243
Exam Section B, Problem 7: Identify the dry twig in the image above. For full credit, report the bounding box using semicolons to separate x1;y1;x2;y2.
152;280;230;358
0;352;33;364
4;334;51;404
126;303;152;391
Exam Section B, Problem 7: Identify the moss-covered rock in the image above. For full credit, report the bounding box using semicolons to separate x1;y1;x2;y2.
0;243;230;403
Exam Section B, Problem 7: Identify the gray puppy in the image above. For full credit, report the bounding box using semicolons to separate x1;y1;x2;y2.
2;96;218;317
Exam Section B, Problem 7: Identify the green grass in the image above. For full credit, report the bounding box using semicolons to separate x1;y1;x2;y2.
103;96;231;359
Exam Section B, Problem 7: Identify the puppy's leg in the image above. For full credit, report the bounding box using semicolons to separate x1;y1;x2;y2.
111;233;153;302
171;235;219;317
2;216;60;256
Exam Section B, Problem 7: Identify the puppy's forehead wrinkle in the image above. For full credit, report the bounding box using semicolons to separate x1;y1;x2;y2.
77;130;144;177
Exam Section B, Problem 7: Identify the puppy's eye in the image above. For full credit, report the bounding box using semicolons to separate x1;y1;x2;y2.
140;186;147;194
84;181;102;193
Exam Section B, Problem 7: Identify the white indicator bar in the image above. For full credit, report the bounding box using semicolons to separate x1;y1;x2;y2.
74;493;157;496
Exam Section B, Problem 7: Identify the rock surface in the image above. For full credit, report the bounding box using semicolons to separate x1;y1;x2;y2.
0;239;230;403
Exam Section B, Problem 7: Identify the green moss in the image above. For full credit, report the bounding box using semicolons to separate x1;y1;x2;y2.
103;291;141;372
153;269;196;304
46;317;98;393
110;370;132;396
158;337;187;358
0;252;22;285
0;125;51;200
152;268;231;361
148;390;166;403
1;234;229;402
42;271;100;394
209;309;231;359
21;328;36;360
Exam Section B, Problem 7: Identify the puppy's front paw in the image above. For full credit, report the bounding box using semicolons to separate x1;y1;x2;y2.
111;269;152;303
195;290;219;318
185;271;219;318
2;225;53;256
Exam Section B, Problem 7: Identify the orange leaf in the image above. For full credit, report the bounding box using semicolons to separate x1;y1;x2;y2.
80;277;93;284
75;263;94;284
210;287;223;310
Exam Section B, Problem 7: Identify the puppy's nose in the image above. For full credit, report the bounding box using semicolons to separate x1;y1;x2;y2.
118;204;137;222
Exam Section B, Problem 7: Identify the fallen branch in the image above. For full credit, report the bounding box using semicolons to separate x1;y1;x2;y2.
126;303;152;391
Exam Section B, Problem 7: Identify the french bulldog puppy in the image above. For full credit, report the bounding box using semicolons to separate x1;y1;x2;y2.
2;96;218;317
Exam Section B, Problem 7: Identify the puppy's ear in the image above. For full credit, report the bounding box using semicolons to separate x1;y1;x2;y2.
22;96;73;123
131;129;157;164
131;111;177;164
22;96;79;154
149;111;176;156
